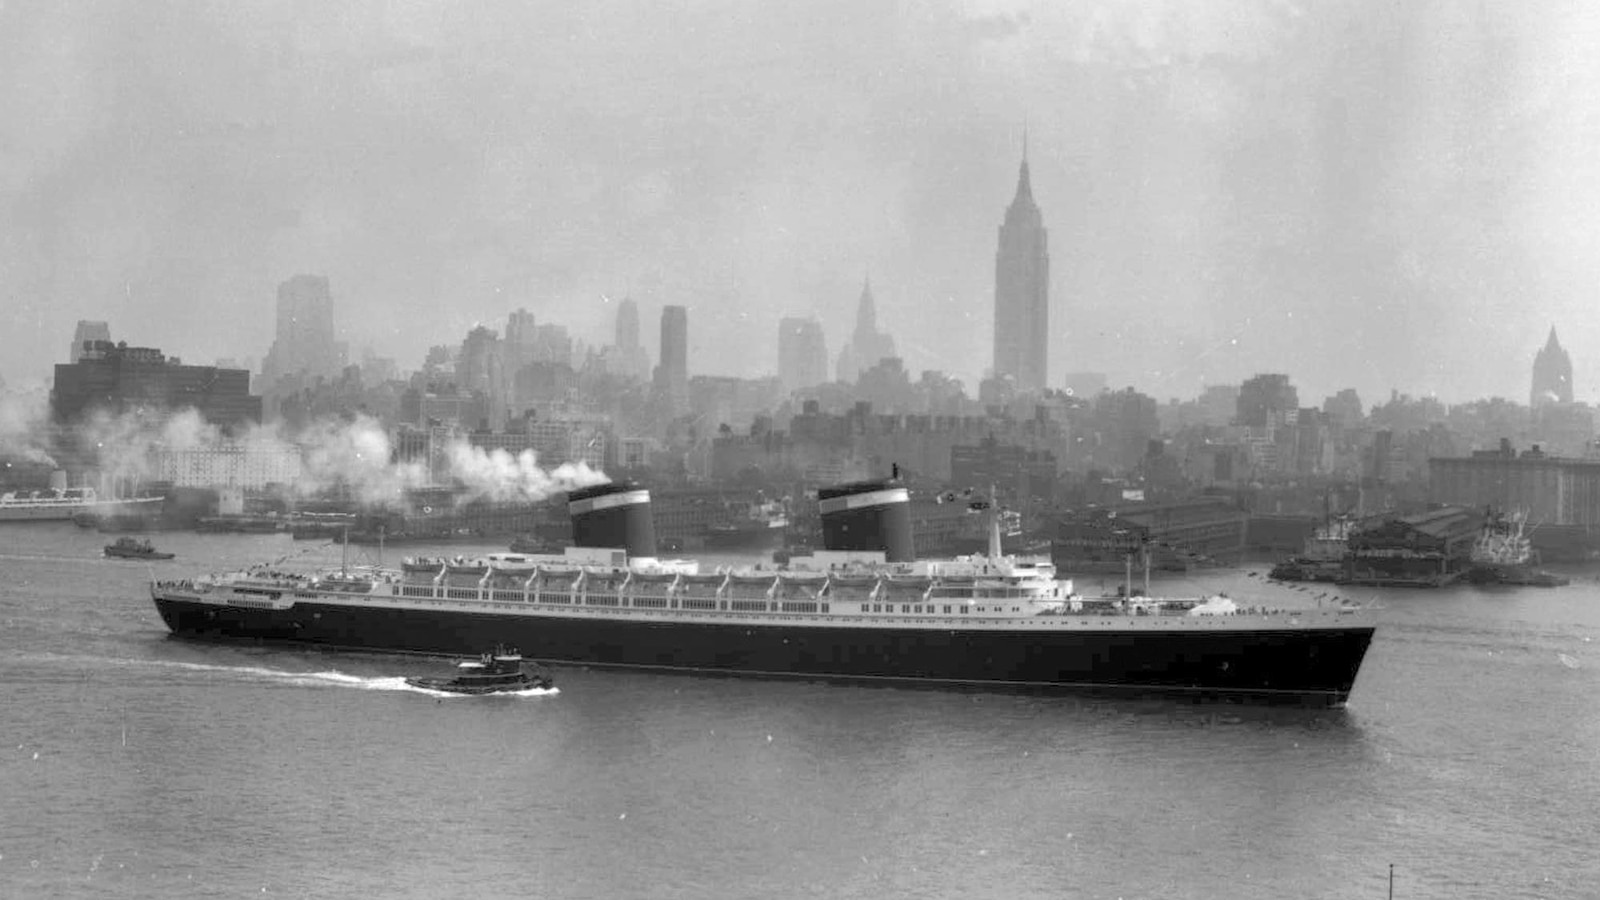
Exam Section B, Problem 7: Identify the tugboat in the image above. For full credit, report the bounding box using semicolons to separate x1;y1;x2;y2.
104;536;175;560
1464;508;1570;587
404;646;554;695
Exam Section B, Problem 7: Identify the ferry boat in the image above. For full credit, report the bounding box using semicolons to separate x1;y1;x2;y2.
149;479;1377;707
0;486;163;523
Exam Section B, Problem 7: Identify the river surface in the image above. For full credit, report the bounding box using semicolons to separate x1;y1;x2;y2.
2;523;1597;898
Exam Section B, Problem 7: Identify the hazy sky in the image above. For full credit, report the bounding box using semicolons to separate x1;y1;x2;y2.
4;0;1600;406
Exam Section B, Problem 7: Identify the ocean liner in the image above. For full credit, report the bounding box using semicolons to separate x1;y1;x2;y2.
150;479;1376;706
0;486;162;523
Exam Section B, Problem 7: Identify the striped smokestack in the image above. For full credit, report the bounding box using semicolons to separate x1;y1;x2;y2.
567;483;657;558
816;478;914;562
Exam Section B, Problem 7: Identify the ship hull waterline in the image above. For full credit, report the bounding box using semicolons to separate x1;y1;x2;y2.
151;594;1373;707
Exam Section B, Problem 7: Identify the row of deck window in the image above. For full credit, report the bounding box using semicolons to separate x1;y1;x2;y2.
861;603;962;615
396;584;828;614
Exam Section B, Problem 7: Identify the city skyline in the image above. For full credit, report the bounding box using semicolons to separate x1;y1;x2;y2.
6;3;1600;406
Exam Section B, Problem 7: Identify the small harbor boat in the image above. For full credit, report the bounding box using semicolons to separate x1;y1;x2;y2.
105;536;175;560
404;647;553;695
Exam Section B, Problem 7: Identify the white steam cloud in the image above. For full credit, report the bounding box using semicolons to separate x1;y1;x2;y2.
3;402;607;507
447;442;608;504
0;384;57;466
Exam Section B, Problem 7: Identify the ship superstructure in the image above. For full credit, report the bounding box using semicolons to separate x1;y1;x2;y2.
150;479;1376;706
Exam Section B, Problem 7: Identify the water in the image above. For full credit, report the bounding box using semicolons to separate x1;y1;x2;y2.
2;523;1598;898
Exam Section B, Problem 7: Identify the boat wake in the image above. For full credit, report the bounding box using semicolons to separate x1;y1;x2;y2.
18;652;557;698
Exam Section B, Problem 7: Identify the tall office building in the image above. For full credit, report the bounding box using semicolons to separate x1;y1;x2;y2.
616;297;640;352
603;298;651;382
1531;327;1573;407
778;317;828;392
69;321;111;363
458;326;501;397
505;308;537;369
1236;373;1299;427
261;274;347;386
655;305;689;414
52;342;260;430
992;147;1050;393
835;280;897;383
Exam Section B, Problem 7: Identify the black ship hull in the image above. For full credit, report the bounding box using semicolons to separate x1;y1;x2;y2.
403;675;550;694
151;595;1373;707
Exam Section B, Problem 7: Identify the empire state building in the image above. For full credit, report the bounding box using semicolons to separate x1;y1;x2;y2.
993;150;1050;393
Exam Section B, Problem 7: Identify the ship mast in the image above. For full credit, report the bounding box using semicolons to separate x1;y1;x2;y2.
987;484;1003;559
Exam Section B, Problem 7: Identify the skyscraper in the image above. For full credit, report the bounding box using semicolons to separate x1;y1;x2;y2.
261;275;347;386
69;321;110;364
655;305;688;414
778;316;828;392
993;146;1050;393
835;279;896;383
604;297;651;382
616;297;640;352
505;308;537;368
1531;327;1573;407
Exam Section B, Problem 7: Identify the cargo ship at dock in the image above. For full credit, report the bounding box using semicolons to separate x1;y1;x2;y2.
149;479;1376;707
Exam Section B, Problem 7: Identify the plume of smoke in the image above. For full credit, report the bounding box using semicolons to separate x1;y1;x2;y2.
293;415;429;507
0;385;57;466
37;403;607;510
84;407;222;484
445;442;609;504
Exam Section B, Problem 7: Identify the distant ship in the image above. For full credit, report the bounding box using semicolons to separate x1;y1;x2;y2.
105;536;175;560
703;498;789;552
1464;509;1569;587
149;479;1376;707
0;487;163;523
1268;517;1357;583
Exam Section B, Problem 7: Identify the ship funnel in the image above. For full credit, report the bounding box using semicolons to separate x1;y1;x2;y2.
817;479;914;562
567;482;657;558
